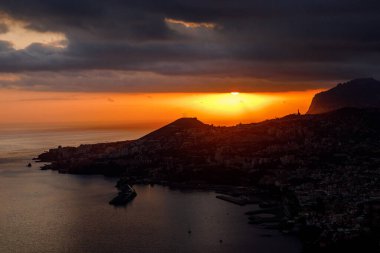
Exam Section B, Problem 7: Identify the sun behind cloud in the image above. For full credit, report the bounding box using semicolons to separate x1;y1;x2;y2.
164;18;216;29
0;13;67;50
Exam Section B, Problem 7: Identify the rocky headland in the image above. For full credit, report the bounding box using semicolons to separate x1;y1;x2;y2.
307;78;380;114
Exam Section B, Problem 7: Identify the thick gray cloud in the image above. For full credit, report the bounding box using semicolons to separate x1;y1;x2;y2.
0;0;379;91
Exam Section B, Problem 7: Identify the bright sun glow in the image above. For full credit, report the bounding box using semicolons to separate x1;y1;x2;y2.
186;93;280;116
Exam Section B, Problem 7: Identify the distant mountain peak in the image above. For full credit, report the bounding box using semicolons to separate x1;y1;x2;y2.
139;117;206;141
307;78;380;114
342;77;376;82
169;117;204;128
335;77;378;88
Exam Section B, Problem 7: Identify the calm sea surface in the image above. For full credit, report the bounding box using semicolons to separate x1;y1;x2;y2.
0;128;302;253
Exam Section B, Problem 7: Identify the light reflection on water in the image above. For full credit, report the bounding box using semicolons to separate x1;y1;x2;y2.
0;130;302;253
0;128;146;160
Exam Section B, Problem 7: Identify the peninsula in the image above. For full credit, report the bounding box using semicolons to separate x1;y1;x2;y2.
36;79;380;252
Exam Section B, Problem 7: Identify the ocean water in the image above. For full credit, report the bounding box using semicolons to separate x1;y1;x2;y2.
0;128;302;253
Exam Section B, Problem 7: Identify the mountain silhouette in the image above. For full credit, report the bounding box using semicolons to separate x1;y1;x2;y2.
139;117;207;141
307;78;380;114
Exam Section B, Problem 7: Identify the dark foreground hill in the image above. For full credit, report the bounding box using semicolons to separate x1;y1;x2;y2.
37;108;380;183
36;108;380;251
307;78;380;114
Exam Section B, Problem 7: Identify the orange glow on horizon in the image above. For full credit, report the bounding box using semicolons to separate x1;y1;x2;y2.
173;92;280;117
0;89;323;130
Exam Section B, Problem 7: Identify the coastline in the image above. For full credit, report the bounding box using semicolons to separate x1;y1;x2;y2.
34;109;380;252
33;153;380;252
3;158;302;253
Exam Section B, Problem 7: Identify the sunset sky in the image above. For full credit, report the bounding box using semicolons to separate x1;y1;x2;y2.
0;1;379;128
0;89;320;129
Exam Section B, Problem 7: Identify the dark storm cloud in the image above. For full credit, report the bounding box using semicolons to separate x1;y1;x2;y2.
0;0;380;91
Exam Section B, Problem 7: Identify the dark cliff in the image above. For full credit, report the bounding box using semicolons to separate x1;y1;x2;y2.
307;78;380;114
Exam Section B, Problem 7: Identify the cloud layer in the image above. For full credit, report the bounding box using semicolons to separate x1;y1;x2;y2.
0;1;379;91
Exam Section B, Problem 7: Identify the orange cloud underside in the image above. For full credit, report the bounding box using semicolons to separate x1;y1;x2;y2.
164;18;216;29
0;89;322;130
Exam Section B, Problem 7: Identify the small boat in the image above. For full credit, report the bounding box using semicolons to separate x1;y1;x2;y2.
109;185;137;206
27;163;32;167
